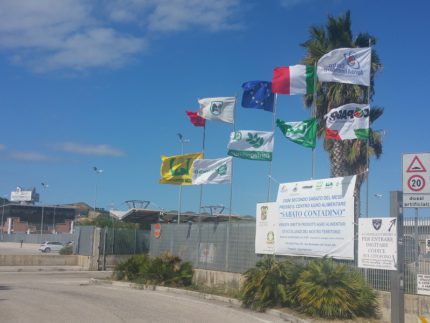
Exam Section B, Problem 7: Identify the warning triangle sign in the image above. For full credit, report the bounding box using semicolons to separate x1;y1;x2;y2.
407;156;427;173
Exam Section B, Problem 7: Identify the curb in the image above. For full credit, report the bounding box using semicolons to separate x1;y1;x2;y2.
0;266;86;272
90;279;310;323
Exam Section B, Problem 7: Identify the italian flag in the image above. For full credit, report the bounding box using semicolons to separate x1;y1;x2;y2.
272;65;315;95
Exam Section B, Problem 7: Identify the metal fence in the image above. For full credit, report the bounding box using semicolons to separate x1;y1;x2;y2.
149;218;430;295
101;227;150;256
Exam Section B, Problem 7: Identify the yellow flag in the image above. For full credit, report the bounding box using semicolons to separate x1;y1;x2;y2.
160;152;203;185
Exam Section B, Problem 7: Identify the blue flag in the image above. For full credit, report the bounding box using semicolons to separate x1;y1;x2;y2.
241;81;274;112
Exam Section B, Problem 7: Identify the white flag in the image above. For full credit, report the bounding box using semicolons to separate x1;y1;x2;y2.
317;47;371;86
325;103;369;140
198;97;235;124
192;157;232;185
227;130;274;161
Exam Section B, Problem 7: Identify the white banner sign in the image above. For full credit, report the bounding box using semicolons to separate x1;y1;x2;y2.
276;176;356;260
417;274;430;296
255;202;277;254
358;217;398;270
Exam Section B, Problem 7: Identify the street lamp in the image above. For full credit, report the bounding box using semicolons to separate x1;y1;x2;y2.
93;167;103;213
1;194;8;241
177;133;189;224
40;182;49;237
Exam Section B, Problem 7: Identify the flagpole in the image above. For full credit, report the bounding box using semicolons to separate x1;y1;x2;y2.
198;125;206;214
311;62;318;179
267;94;278;201
365;42;372;218
226;95;236;271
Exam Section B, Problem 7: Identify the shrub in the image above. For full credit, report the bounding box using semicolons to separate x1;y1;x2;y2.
145;252;193;287
241;257;303;312
59;245;73;255
295;257;378;319
112;252;193;287
113;254;151;281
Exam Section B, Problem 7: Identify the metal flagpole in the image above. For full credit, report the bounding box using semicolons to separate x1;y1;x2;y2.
226;95;237;271
267;93;278;201
365;42;372;218
311;62;318;179
198;125;206;214
228;96;237;223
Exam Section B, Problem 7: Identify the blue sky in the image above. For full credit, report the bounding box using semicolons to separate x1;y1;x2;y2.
0;0;428;218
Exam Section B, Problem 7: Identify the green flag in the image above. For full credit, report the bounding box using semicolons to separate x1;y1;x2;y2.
276;117;317;148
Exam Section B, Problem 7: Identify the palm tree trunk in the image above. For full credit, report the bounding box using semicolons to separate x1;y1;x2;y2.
329;141;348;177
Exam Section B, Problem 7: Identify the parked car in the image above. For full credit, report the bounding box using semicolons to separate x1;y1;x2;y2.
38;241;64;253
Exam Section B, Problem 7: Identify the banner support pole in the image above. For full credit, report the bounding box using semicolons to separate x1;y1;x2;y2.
267;93;278;201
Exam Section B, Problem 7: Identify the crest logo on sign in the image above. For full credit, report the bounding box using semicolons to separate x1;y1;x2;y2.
372;219;382;231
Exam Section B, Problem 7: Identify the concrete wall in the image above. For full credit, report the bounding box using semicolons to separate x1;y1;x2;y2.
193;269;244;291
0;254;81;266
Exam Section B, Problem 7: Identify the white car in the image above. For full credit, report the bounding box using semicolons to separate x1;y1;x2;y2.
38;241;64;253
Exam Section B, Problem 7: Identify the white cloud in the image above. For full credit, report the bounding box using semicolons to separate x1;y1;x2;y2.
8;151;53;161
0;0;242;72
0;144;5;150
57;142;125;157
146;0;242;32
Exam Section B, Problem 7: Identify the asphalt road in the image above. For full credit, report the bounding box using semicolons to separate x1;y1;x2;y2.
0;272;286;323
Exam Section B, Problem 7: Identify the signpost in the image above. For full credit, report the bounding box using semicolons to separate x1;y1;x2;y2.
402;153;430;208
358;217;398;270
402;153;429;321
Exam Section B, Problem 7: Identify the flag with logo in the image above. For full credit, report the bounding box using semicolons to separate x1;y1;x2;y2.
317;47;371;86
186;111;205;127
241;81;274;112
272;65;315;95
276;117;317;148
227;131;274;161
160;152;203;185
325;103;369;140
198;97;235;124
192;157;232;185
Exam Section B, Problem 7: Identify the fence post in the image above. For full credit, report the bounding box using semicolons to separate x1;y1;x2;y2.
134;227;137;255
102;228;107;271
390;191;404;323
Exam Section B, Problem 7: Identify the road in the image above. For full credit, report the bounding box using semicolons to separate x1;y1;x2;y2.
0;242;43;255
0;272;286;323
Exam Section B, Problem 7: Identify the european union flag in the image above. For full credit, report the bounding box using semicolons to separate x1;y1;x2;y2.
241;81;274;112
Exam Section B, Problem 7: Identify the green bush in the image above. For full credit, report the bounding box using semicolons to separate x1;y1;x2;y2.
112;252;193;287
241;257;303;312
295;257;378;319
59;245;73;255
113;254;151;281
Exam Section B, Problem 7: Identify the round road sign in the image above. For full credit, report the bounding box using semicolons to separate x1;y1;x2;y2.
407;175;426;192
153;223;161;239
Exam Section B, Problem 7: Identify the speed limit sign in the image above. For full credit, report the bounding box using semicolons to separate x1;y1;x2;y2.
403;153;430;208
407;175;426;192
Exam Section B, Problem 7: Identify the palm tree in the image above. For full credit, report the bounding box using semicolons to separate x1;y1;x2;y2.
301;11;384;222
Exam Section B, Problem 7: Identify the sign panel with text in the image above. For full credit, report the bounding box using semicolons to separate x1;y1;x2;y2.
358;217;398;270
255;202;277;254
276;176;356;260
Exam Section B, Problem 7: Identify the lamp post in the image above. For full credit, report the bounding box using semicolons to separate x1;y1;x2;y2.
40;182;48;237
1;194;7;241
177;133;189;224
93;167;103;213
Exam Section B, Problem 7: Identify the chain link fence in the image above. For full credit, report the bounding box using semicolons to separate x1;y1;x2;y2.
149;218;430;294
